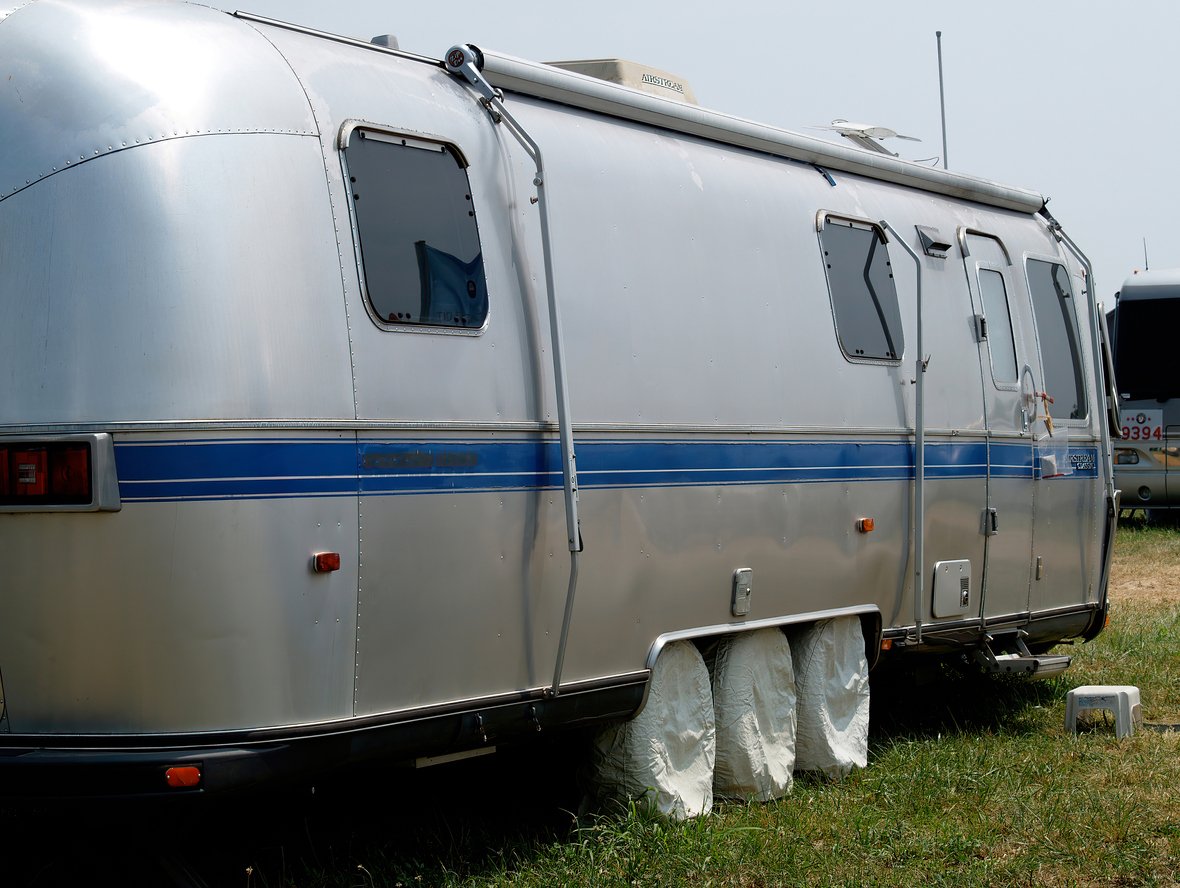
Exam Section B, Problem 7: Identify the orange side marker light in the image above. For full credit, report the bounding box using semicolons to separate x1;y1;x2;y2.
312;552;341;573
856;517;875;533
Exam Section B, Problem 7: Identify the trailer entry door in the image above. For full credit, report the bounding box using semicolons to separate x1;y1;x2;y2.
962;232;1036;623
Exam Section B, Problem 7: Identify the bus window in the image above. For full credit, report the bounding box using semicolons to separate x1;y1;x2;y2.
1111;295;1180;401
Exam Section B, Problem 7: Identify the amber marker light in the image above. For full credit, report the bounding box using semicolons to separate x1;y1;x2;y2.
164;766;202;789
856;517;875;533
312;552;341;573
881;638;893;651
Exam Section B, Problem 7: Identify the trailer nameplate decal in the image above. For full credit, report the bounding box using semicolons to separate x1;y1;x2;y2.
362;450;479;470
641;73;685;95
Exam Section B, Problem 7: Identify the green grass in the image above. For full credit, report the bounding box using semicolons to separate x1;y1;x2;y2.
7;525;1180;887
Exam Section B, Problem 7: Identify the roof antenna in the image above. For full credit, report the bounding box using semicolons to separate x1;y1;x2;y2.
1143;237;1150;270
936;31;948;170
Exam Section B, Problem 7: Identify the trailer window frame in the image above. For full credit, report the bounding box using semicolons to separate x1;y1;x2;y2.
976;263;1020;388
960;230;1021;395
340;122;489;336
1025;256;1089;422
816;212;905;364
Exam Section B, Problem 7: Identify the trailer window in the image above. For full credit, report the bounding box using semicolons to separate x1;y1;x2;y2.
820;219;904;361
347;130;488;330
978;269;1018;385
1027;259;1087;420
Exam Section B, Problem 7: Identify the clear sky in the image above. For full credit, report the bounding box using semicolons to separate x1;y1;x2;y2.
217;0;1179;304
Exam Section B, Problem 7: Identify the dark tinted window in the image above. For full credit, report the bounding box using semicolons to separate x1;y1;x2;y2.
1026;259;1086;419
1112;296;1180;401
348;131;487;329
820;219;904;361
979;269;1018;384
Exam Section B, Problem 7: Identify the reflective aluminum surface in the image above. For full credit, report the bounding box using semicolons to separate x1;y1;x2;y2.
0;0;1111;747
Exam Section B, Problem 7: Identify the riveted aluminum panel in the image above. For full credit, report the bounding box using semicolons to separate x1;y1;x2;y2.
0;0;317;201
244;22;545;430
0;133;354;425
0;432;359;733
351;429;920;713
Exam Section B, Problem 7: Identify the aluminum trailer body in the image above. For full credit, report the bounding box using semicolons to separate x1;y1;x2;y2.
0;0;1116;797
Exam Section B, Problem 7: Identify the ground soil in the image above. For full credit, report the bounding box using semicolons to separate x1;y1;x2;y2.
1108;531;1180;606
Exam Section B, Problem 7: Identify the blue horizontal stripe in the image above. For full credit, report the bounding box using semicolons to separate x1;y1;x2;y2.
112;437;1094;503
116;439;357;481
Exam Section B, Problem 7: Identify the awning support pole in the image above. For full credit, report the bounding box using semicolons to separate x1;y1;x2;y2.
883;221;926;644
446;45;583;697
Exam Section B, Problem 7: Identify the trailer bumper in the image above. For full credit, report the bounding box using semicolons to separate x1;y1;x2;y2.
0;741;329;800
0;675;647;800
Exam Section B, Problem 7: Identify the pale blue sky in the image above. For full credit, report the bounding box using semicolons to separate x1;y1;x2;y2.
218;0;1180;302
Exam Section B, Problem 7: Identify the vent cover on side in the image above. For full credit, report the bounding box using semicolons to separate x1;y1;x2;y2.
932;559;972;618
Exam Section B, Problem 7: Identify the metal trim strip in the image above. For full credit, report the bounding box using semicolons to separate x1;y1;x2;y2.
0;671;650;750
637;606;881;715
646;604;881;671
0;419;1103;439
882;602;1100;640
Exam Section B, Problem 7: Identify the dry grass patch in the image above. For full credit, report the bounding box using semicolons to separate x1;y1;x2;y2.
1109;519;1180;605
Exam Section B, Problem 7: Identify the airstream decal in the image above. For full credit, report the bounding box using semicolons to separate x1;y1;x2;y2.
1069;450;1098;474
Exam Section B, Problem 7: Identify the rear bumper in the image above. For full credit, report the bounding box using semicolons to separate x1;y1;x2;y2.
1114;468;1173;508
0;742;317;799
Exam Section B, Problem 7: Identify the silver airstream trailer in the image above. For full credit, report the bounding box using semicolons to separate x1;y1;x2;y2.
0;0;1117;797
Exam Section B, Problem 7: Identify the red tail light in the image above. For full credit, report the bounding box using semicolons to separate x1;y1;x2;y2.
164;765;203;789
0;441;92;505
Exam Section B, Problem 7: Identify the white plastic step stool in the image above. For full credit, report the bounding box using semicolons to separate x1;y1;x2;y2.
1064;685;1142;739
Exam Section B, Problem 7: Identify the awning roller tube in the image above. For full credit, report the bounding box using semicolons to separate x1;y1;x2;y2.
474;49;1046;215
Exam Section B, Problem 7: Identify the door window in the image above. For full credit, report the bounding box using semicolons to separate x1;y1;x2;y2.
978;268;1018;385
1026;259;1087;420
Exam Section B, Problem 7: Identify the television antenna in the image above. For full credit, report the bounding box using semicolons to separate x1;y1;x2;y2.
809;119;922;156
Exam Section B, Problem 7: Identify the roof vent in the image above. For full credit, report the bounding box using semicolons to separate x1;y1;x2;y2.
546;58;697;105
371;34;399;49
